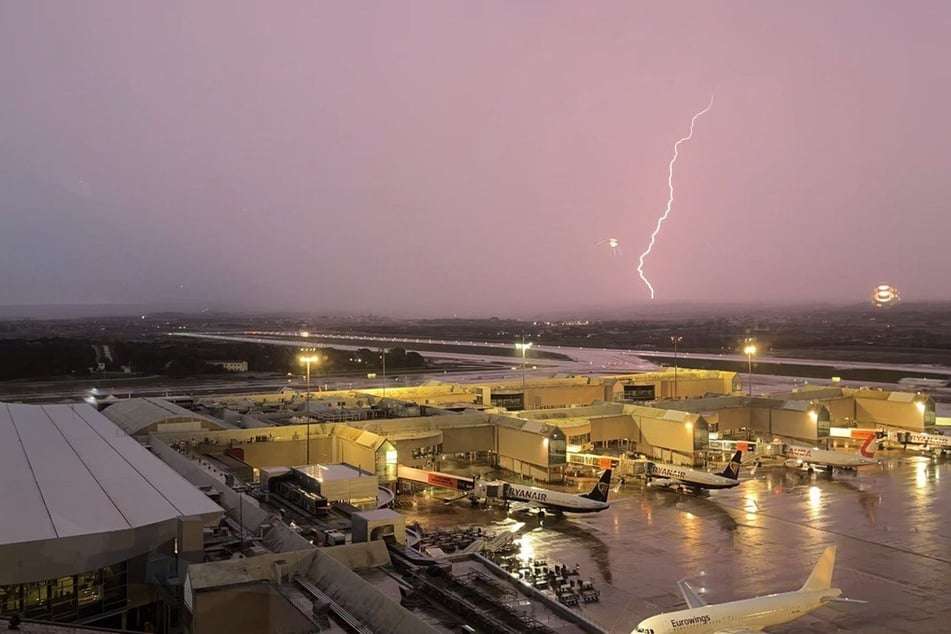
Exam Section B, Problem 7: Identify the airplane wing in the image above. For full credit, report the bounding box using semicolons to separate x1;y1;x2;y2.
648;478;676;488
507;500;545;513
677;580;707;609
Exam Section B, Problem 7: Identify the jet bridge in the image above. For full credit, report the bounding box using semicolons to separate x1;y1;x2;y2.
397;465;475;491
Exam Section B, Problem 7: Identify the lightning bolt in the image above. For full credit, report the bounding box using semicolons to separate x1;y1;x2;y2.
637;95;714;299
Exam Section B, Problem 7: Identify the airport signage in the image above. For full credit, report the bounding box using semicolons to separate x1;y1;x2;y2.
670;614;711;628
506;486;548;502
650;465;687;480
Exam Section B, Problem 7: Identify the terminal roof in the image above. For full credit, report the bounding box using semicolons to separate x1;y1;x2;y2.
0;403;222;545
101;396;229;435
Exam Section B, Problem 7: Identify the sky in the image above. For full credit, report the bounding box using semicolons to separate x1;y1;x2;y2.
1;2;949;318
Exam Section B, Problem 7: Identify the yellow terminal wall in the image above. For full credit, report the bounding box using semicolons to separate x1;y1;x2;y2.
498;426;550;467
855;398;925;431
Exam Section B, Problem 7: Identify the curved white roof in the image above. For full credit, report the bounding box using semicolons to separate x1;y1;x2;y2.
101;397;228;435
0;402;222;546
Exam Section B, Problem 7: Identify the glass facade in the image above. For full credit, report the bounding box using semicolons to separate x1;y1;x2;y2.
548;431;567;465
0;562;126;623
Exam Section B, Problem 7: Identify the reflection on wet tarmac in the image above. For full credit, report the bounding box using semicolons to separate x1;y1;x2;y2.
399;452;951;632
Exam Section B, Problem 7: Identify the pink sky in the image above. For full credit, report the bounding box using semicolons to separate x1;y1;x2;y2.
1;2;948;317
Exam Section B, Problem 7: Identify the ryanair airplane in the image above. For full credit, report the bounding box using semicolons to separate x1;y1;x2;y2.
468;469;614;518
643;450;748;494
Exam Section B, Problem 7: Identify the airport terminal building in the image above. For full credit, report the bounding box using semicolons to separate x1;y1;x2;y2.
0;403;224;630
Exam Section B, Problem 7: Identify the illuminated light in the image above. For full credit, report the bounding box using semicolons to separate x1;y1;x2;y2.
519;532;537;562
809;410;819;423
872;283;900;308
597;237;622;256
300;331;310;338
637;95;714;299
915;402;925;413
744;495;759;514
686;422;693;430
808;485;821;510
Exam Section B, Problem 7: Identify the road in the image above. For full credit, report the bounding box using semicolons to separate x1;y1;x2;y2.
166;330;951;414
3;331;948;416
170;330;951;379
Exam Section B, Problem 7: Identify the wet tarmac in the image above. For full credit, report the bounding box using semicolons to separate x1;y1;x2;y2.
397;449;951;634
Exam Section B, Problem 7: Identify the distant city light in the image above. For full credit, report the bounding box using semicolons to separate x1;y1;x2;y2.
872;284;900;308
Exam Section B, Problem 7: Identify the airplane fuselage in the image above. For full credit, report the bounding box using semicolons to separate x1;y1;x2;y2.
895;431;951;451
634;588;841;634
646;464;739;490
784;446;876;468
502;483;609;513
469;475;611;514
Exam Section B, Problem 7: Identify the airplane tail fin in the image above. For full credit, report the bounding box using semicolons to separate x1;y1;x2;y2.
859;432;885;458
718;450;743;480
800;545;837;591
580;469;612;502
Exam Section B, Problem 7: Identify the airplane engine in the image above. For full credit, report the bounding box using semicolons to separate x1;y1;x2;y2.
784;459;804;469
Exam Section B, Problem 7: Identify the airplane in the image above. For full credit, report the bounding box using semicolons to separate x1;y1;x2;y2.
783;431;885;472
641;450;749;494
464;469;614;518
632;545;863;634
891;430;951;456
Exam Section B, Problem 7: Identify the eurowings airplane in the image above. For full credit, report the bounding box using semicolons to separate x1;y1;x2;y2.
632;545;863;634
644;450;747;494
783;431;885;472
469;469;613;517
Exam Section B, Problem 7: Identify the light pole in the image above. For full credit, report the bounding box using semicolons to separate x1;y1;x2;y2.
671;335;683;399
743;341;756;398
380;348;387;400
515;338;533;408
298;352;319;464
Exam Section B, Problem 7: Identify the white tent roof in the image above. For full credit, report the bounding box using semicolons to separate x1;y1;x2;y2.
0;403;222;546
101;397;228;435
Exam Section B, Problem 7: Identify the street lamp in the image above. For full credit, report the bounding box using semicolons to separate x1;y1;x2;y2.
298;352;319;464
515;338;533;407
743;341;756;398
380;348;388;400
671;336;683;399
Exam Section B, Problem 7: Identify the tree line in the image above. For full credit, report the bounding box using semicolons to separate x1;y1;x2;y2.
0;339;426;380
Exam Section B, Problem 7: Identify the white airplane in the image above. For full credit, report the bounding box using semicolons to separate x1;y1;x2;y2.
633;545;863;634
892;430;951;455
642;450;749;494
467;469;614;517
783;431;885;472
